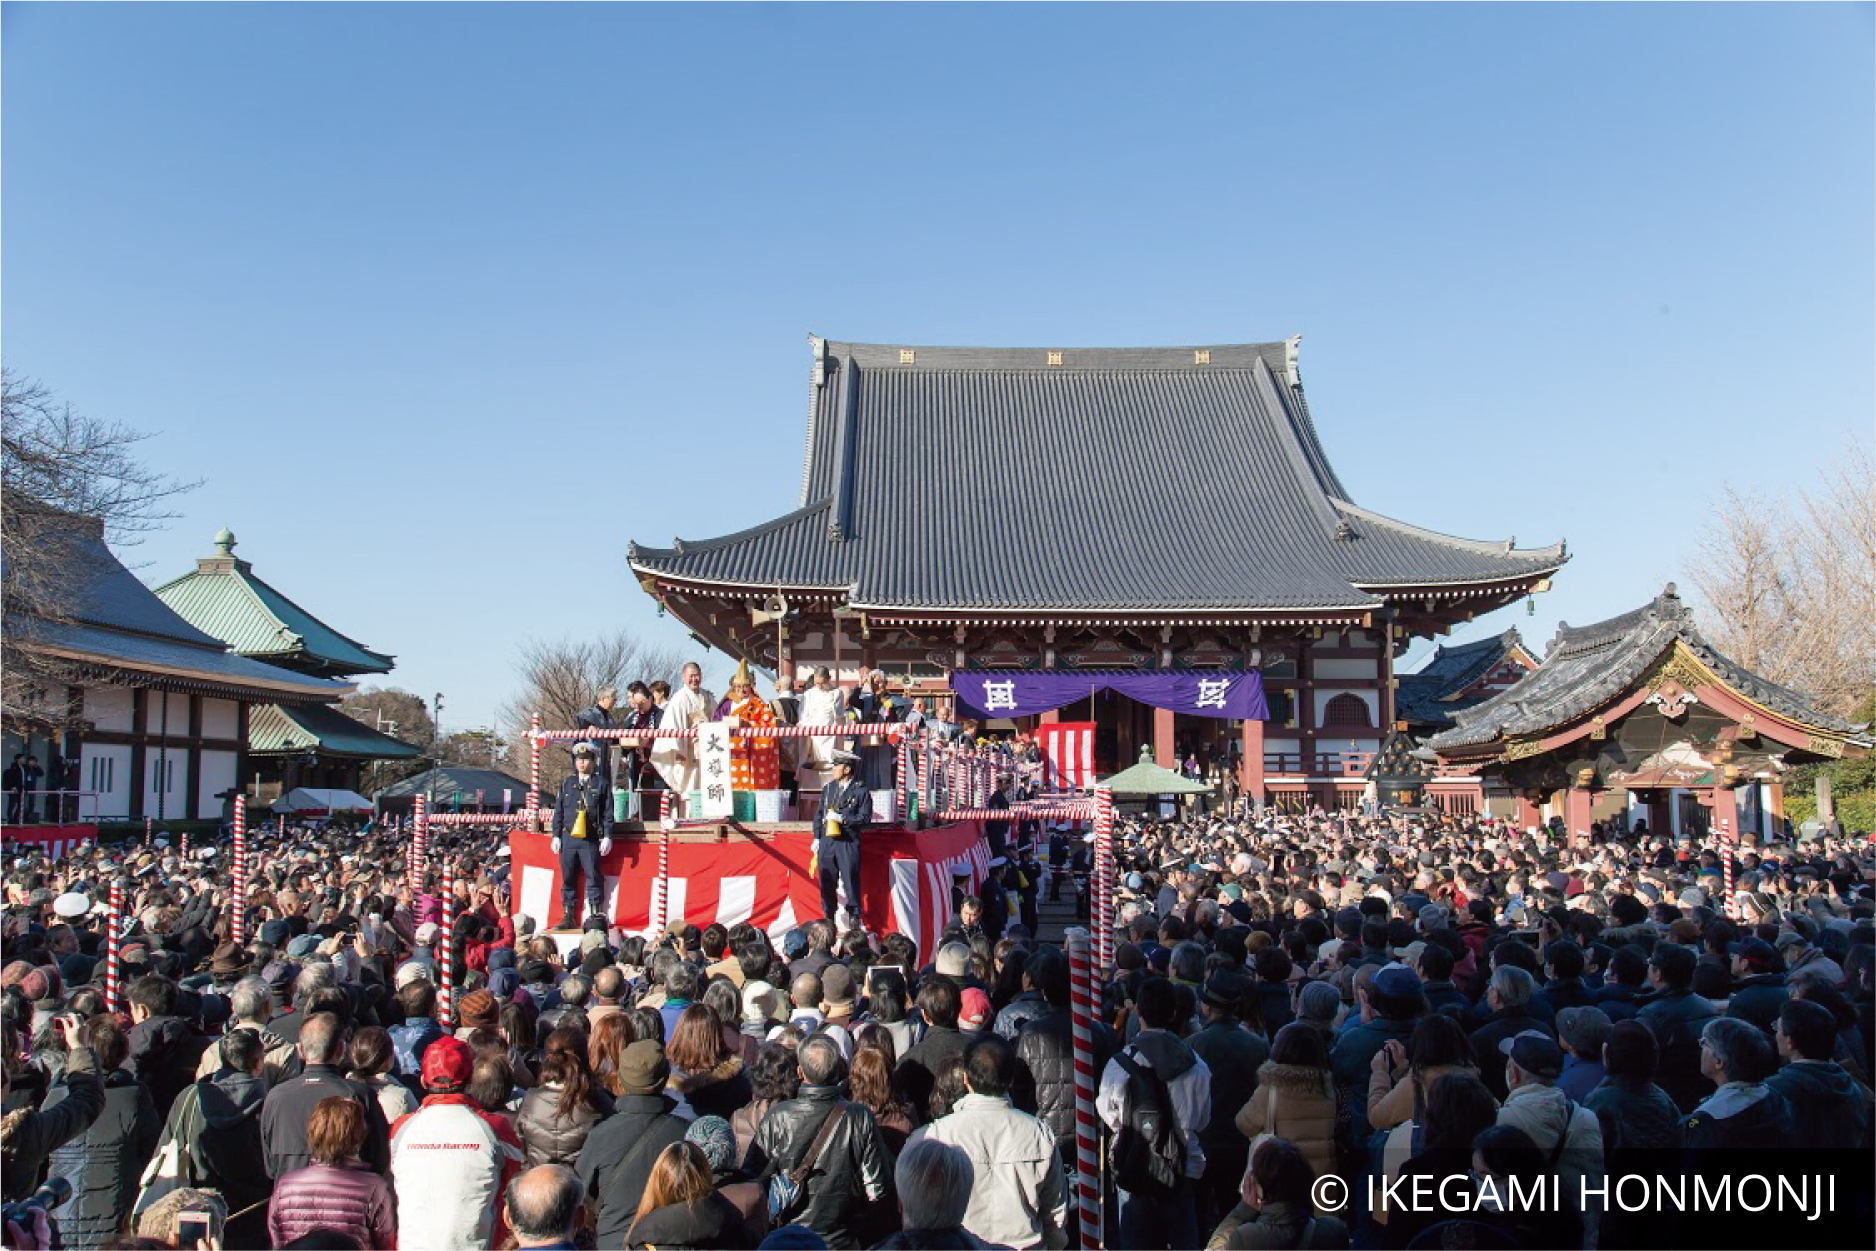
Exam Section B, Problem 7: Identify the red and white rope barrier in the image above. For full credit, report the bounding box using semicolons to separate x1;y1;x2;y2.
106;878;125;1014
439;858;455;1028
422;812;525;826
1065;925;1104;1250
532;723;905;741
935;806;1096;822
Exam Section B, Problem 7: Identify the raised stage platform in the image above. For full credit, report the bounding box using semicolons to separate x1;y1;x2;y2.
510;819;993;958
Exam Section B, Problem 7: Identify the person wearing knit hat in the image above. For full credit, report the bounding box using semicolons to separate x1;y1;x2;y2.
456;988;499;1034
684;1114;738;1174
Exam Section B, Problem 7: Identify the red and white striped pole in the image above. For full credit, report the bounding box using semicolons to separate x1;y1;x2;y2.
1094;785;1115;972
144;817;152;847
277;814;285;840
1065;925;1104;1250
1723;834;1737;921
896;737;910;822
230;801;248;946
105;878;125;1014
411;794;428;894
653;790;673;932
527;712;542;821
920;739;935;816
180;828;189;857
439;858;455;1028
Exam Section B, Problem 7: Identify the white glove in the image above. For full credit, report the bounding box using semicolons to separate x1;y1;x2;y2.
551;837;562;854
599;837;613;855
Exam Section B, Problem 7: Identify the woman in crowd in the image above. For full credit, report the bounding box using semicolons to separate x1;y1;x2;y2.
1206;1136;1349;1249
589;1012;635;1097
1377;1072;1499;1247
666;1004;753;1122
1235;1021;1337;1181
266;1096;397;1250
348;1025;417;1125
625;1140;758;1250
732;1041;799;1166
849;1038;918;1155
518;1027;609;1168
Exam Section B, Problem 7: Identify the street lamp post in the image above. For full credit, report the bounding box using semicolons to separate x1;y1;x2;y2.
429;693;445;817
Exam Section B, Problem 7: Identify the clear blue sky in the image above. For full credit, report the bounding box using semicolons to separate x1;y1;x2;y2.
6;3;1871;733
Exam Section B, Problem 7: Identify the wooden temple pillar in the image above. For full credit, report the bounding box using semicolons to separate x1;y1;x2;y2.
1153;707;1176;768
1564;784;1593;839
1240;716;1265;804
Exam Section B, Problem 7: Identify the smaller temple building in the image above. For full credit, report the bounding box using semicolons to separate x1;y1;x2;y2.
156;529;418;801
3;513;350;824
1429;586;1868;840
1397;629;1539;738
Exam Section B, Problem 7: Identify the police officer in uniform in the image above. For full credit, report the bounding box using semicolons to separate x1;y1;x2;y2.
551;741;613;928
814;748;873;931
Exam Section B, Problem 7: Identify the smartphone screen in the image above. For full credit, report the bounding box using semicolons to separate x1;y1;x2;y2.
176;1210;212;1245
867;965;904;995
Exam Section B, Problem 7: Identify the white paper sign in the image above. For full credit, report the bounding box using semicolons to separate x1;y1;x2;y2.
697;720;735;820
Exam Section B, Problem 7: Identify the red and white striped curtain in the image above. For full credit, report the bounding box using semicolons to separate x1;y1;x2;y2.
1037;722;1097;792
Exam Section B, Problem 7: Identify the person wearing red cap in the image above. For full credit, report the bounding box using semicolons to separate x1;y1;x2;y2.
389;1035;524;1251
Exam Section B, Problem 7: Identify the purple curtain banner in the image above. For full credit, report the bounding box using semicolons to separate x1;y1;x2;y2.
950;670;1267;721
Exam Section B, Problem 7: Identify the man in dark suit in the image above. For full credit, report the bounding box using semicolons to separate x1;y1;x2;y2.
770;675;802;802
574;688;620;791
551;742;613;928
814;749;873;932
619;683;663;818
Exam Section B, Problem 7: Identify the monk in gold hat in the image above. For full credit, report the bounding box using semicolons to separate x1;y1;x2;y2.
721;658;780;792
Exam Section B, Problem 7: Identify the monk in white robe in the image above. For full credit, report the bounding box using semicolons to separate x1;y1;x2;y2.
652;661;716;813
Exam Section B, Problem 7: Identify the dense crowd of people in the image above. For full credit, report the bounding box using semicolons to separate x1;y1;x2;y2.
2;798;1873;1250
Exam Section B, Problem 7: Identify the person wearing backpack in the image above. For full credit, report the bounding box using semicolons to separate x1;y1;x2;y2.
743;1035;890;1249
1097;975;1212;1250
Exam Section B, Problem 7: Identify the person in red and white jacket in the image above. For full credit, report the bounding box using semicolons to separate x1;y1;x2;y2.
388;1036;524;1251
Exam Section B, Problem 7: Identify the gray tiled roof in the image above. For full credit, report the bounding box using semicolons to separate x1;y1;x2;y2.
1428;585;1853;751
1398;629;1527;728
19;619;350;699
630;339;1566;613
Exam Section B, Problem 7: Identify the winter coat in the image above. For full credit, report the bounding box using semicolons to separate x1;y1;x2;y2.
1206;1198;1349;1250
1330;1014;1415;1142
577;1091;693;1248
126;1014;210;1120
1584;1075;1683;1151
670;1055;753;1122
1233;1061;1337;1181
517;1080;607;1168
743;1085;892;1250
1467;1007;1554;1101
1189;1017;1270;1179
625;1190;758;1250
1765;1059;1873;1150
994;990;1050;1041
1635;989;1719;1112
1097;1030;1212;1181
1365;1061;1481;1131
388;1015;445;1089
1251;980;1296;1034
910;1093;1068;1250
874;1227;995;1250
360;1070;418;1125
266;1159;397;1250
1013;1007;1118;1157
390;1092;525;1251
1681;1080;1795;1151
1496;1081;1605;1248
731;1097;774;1167
261;1063;388;1179
1593;982;1643;1022
175;1067;273;1240
44;1069;160;1248
1725;973;1789;1035
899;1024;970;1116
0;1050;103;1202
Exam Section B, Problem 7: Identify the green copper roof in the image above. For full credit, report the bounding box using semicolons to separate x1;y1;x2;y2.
249;703;423;758
1099;745;1214;796
154;529;394;676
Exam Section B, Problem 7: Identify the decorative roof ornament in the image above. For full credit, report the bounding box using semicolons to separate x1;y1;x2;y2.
214;527;237;555
1333;518;1356;544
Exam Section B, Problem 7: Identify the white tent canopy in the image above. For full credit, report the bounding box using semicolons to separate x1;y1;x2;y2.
271;787;374;814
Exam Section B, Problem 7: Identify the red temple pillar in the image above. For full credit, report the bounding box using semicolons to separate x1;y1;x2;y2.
1153;707;1176;768
1516;794;1541;832
1240;717;1265;803
1564;786;1593;839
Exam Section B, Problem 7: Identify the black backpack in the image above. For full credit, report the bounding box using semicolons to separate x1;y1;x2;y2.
1111;1049;1185;1196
